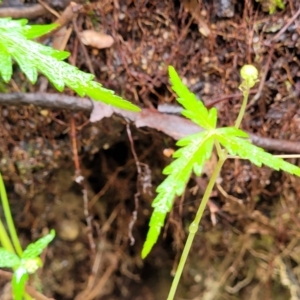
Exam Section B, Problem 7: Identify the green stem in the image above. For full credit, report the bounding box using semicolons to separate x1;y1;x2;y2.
167;151;227;300
0;172;23;256
234;88;249;129
0;219;15;252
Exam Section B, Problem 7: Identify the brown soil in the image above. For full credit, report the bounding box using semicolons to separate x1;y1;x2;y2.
1;0;300;299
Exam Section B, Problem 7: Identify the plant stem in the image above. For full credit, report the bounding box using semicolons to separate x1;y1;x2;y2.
0;219;15;252
167;152;227;300
234;88;249;129
0;172;23;256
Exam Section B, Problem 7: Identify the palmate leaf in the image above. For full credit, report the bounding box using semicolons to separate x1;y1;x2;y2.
168;66;217;130
22;230;55;259
141;132;214;258
216;129;300;176
0;18;140;112
143;65;300;261
0;248;21;268
23;23;58;39
0;43;12;82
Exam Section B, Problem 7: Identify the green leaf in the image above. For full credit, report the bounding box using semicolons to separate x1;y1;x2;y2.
217;132;300;176
168;65;217;129
0;18;140;111
22;230;55;259
216;127;249;138
22;23;58;39
141;211;167;258
12;49;37;83
84;81;141;111
0;248;21;268
0;44;12;82
142;132;214;258
12;266;28;300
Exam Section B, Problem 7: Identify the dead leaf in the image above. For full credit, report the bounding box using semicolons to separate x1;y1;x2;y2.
90;101;114;122
80;30;114;49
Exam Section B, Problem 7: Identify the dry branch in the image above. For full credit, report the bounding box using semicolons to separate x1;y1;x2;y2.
0;92;300;153
0;4;46;19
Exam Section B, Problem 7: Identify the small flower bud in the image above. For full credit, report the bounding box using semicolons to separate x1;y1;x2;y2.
22;258;42;274
240;65;259;88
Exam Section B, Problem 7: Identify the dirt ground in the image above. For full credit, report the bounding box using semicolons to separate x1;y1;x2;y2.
1;0;300;299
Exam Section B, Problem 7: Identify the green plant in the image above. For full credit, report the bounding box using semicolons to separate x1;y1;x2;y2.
0;18;139;299
142;65;300;299
0;231;55;300
0;18;140;112
0;170;55;300
256;0;285;14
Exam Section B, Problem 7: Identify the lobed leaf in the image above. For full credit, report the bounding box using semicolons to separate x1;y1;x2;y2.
22;23;58;39
0;248;20;268
0;18;140;111
84;81;141;111
143;66;300;261
141;211;168;258
142;132;214;258
0;44;12;82
216;131;300;176
22;230;55;259
168;65;217;129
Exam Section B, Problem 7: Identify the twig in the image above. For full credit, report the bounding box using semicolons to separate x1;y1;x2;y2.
247;45;274;107
0;92;93;111
72;18;95;75
0;4;46;19
0;92;300;153
70;116;80;171
38;2;83;42
37;0;60;18
271;5;300;43
126;124;140;246
75;252;120;300
70;117;96;254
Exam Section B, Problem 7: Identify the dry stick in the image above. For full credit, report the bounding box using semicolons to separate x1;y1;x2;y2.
37;0;60;18
0;4;46;19
70;116;96;254
38;2;83;42
0;92;299;153
74;247;103;300
271;5;300;43
288;0;300;35
0;270;54;300
126;123;140;246
72;18;95;75
247;45;274;107
70;116;80;172
79;252;120;300
74;205;122;300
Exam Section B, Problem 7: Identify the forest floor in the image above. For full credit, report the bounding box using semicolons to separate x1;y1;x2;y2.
1;0;300;299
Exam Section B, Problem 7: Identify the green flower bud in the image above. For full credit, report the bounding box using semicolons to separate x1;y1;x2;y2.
22;257;42;274
240;65;259;88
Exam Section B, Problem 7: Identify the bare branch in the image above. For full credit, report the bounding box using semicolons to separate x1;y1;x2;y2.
0;4;46;19
0;92;299;153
